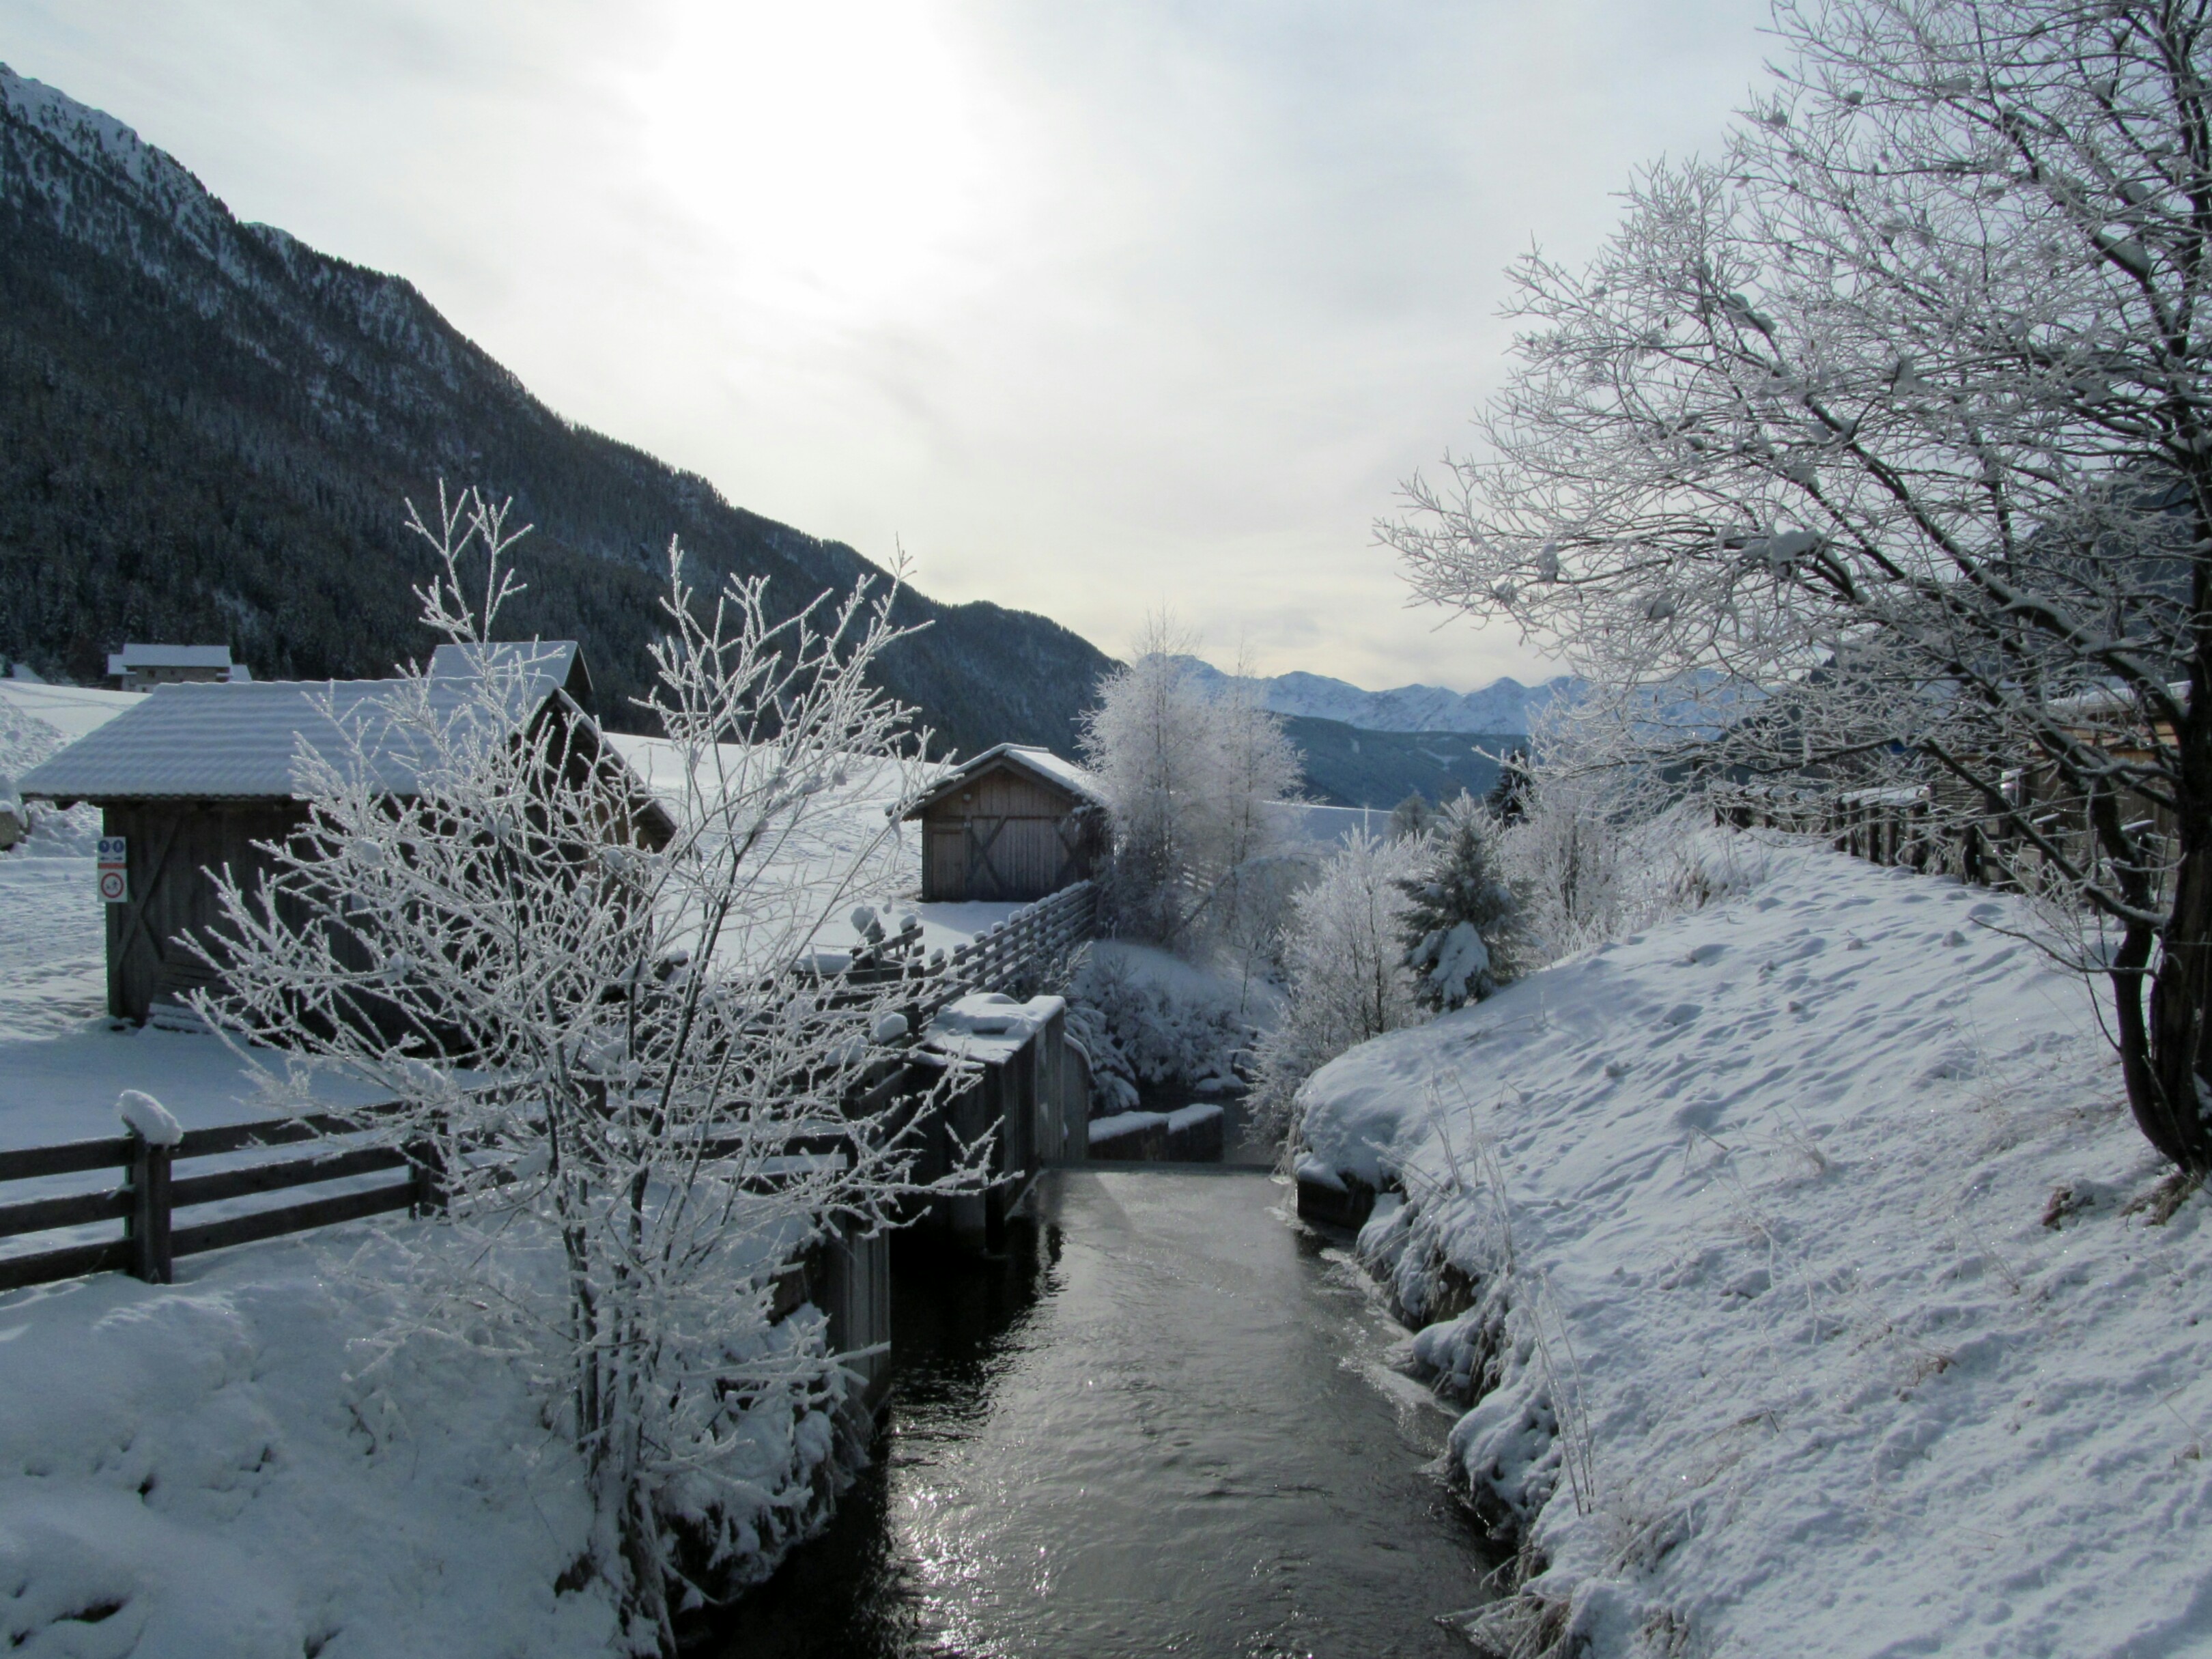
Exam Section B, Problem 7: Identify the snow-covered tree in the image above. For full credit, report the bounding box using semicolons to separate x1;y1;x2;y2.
1080;621;1303;952
1388;791;1436;840
1399;796;1529;1010
1386;0;2212;1179
195;487;984;1648
1485;747;1533;826
1249;832;1424;1136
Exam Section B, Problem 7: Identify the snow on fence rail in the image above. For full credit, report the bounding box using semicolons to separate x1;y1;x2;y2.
0;886;1098;1297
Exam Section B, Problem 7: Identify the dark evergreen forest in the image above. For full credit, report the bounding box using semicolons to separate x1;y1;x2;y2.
0;72;1116;756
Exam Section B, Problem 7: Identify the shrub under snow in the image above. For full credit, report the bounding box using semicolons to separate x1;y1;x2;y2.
1064;942;1257;1114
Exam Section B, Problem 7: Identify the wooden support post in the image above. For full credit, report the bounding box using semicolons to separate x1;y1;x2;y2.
408;1133;447;1217
126;1129;173;1285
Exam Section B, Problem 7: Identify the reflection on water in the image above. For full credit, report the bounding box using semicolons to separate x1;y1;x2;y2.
707;1169;1492;1658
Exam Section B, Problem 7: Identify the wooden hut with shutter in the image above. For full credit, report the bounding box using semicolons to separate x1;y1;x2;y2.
903;744;1106;903
18;642;672;1027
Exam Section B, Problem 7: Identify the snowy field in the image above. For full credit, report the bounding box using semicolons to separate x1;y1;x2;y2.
1298;834;2211;1658
603;731;1010;961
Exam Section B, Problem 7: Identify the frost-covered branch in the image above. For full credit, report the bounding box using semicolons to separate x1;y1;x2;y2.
1386;1;2212;1174
189;486;986;1648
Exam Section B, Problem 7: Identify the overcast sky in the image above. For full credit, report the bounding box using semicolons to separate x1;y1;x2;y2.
2;0;1773;691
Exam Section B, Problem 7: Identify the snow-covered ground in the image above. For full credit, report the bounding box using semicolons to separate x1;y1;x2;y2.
1;684;619;1648
604;731;1010;961
0;1236;619;1656
1297;834;2211;1658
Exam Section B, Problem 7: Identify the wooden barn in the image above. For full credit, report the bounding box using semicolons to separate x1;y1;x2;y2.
18;642;669;1026
905;744;1106;903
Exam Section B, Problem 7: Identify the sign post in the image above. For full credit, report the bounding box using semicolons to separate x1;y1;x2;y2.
97;836;128;905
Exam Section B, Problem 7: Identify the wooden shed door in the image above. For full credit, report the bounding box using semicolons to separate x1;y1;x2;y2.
925;823;967;902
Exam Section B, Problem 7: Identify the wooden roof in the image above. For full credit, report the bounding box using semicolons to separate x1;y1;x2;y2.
18;643;673;847
901;743;1103;820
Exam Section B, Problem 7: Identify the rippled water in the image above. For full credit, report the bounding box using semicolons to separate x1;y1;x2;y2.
710;1167;1494;1658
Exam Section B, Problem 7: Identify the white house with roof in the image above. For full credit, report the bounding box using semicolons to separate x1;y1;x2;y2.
106;643;251;691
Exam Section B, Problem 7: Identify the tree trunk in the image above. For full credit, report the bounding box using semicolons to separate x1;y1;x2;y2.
2119;666;2212;1176
2136;842;2212;1176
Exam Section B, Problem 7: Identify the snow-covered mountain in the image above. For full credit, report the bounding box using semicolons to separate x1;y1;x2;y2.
0;64;1115;756
1169;657;1577;735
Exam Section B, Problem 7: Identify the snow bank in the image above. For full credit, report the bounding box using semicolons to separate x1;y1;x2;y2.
0;1236;618;1657
0;680;128;857
922;993;1066;1063
1296;836;2211;1657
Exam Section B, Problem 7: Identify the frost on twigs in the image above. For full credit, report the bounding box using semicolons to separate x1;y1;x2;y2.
1249;832;1425;1140
1384;0;2212;1176
186;484;989;1649
1079;618;1303;962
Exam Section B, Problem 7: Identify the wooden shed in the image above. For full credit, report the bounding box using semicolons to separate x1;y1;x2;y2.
903;744;1105;903
18;642;669;1026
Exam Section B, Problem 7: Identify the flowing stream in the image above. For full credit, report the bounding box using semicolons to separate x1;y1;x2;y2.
709;1165;1495;1658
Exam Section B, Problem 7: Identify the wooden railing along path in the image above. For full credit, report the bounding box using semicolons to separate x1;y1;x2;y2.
0;881;1099;1298
0;1104;434;1294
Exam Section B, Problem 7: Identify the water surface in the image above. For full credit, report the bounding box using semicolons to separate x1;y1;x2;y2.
711;1167;1493;1658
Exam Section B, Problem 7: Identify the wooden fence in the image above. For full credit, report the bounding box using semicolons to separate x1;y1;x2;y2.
0;882;1098;1298
936;879;1096;1003
0;1105;434;1294
838;879;1098;1012
1715;786;2158;896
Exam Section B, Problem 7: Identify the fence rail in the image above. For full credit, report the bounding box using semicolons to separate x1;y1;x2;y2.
1714;786;2141;896
0;1103;429;1295
0;881;1099;1298
937;880;1095;1002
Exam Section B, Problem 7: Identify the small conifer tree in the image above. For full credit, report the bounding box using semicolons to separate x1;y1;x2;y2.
1388;791;1434;840
1398;795;1527;1011
1486;746;1532;826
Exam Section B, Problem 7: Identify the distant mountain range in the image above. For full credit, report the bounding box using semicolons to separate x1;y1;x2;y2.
1169;657;1576;736
0;66;1114;757
1278;715;1519;810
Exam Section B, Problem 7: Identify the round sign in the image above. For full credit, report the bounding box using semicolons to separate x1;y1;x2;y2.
98;869;128;903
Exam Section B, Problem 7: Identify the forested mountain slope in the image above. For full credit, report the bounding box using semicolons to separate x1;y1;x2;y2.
0;66;1115;754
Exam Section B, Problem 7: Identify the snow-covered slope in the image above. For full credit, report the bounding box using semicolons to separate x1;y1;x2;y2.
1297;835;2210;1657
1168;655;1576;735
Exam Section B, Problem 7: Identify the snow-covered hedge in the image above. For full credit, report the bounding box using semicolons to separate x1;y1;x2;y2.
1063;941;1258;1114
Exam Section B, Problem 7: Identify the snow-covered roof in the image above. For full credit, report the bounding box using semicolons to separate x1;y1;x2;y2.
107;643;235;674
18;659;578;804
901;743;1103;817
428;640;578;683
431;640;591;711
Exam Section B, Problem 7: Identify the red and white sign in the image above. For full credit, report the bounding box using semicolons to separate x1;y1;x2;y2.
96;836;128;905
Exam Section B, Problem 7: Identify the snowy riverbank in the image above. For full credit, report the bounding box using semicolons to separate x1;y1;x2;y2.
1296;833;2211;1658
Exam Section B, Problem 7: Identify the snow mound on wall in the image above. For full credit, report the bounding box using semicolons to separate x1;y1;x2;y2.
1297;836;2212;1658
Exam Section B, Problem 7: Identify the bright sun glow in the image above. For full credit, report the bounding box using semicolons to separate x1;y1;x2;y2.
629;1;1014;327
